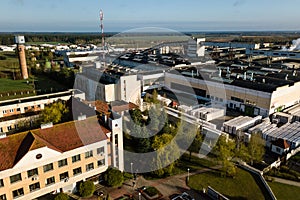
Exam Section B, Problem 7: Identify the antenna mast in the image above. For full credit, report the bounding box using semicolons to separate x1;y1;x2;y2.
100;9;106;66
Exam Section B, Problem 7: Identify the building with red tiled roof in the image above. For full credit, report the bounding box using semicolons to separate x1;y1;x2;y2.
271;138;290;155
0;115;124;200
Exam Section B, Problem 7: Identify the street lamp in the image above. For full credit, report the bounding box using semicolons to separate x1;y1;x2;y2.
139;192;141;200
130;162;133;175
187;168;190;182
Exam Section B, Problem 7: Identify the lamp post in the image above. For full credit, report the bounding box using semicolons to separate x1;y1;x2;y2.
130;162;133;175
139;192;141;200
187;168;190;182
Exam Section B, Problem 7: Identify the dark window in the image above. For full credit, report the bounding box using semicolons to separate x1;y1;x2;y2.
0;194;6;200
10;174;22;184
97;147;105;155
98;159;105;167
86;163;94;171
43;163;53;173
73;167;82;176
46;177;55;186
58;159;68;167
12;188;24;199
72;154;81;163
59;172;69;181
29;182;40;192
0;179;3;188
27;168;38;178
85;151;93;159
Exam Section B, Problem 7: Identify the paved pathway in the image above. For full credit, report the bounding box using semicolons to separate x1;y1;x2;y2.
103;165;221;200
272;177;300;187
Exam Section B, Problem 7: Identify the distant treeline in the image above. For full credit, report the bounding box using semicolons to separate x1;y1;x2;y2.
0;33;116;45
1;31;300;45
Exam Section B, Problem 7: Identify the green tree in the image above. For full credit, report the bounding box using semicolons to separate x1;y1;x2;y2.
40;101;69;124
79;180;95;197
148;106;160;132
213;135;236;177
152;133;180;177
248;133;265;165
152;89;159;104
54;193;69;200
104;168;124;187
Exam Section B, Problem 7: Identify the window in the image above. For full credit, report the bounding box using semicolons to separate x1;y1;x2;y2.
12;188;24;199
7;126;12;131
73;167;82;176
86;163;94;171
9;109;14;113
43;163;53;173
0;179;3;188
59;172;69;181
46;177;55;186
29;182;40;192
85;150;93;159
10;174;22;184
97;147;105;155
27;168;38;178
16;108;21;112
2;110;6;114
98;159;105;167
72;154;81;163
0;194;6;200
58;159;68;167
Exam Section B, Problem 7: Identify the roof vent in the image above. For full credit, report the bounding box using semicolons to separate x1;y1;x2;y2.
41;122;53;129
78;115;87;121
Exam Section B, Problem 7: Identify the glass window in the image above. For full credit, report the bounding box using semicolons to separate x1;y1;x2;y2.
0;179;3;188
97;147;105;155
27;168;38;178
73;167;82;176
12;188;24;199
85;150;93;159
10;174;22;184
29;182;40;192
43;163;53;173
86;163;94;172
16;108;21;112
0;194;6;200
46;177;55;186
97;159;105;167
59;172;69;181
58;159;68;167
72;154;81;163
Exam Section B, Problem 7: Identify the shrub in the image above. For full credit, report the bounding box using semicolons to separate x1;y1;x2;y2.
104;167;124;187
54;193;69;200
144;187;159;197
79;180;95;197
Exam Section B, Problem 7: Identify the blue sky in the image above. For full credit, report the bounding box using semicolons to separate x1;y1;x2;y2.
1;0;300;32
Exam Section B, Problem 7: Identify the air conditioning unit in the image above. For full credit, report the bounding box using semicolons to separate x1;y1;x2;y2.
31;175;39;181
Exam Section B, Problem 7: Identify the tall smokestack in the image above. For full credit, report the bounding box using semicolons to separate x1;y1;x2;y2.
15;36;28;80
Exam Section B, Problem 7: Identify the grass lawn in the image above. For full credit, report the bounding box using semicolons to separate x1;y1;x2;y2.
0;52;19;71
175;153;216;173
268;182;300;200
0;78;34;92
188;168;264;200
34;75;68;93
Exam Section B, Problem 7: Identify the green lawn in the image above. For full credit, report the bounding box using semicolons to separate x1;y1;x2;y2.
0;78;34;92
188;168;265;200
0;52;19;71
175;153;216;173
268;182;300;200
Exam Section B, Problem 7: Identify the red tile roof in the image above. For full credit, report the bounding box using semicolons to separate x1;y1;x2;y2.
0;117;110;171
272;138;290;149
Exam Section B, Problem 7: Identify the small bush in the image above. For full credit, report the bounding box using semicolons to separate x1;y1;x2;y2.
104;167;124;187
79;180;95;197
54;193;69;200
144;187;159;197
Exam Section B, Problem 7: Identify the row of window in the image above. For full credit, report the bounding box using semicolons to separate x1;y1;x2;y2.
1;159;105;199
2;105;41;114
8;147;105;185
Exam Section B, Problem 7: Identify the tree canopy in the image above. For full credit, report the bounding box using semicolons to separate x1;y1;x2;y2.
54;193;69;200
40;100;69;124
104;167;124;187
79;180;95;197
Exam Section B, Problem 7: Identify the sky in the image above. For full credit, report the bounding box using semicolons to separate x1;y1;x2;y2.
1;0;300;32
